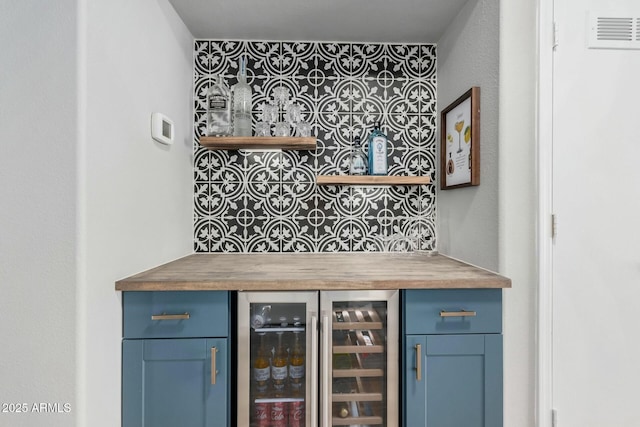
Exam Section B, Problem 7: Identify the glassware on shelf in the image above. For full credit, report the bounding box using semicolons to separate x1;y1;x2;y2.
349;135;368;176
297;121;312;137
262;104;278;125
274;121;290;137
272;86;290;108
206;74;232;136
285;103;302;124
255;121;270;137
232;55;252;136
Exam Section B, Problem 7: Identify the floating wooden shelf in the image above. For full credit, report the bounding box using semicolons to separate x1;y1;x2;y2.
316;175;430;186
199;136;316;150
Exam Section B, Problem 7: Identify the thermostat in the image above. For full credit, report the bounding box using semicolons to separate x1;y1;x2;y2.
151;112;174;145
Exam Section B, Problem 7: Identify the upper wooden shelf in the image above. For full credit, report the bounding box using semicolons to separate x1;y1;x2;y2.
199;136;316;150
316;175;430;186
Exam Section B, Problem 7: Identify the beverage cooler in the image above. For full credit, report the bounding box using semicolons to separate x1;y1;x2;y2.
237;291;399;427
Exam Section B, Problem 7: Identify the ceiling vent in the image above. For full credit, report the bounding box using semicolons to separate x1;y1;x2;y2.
588;13;640;49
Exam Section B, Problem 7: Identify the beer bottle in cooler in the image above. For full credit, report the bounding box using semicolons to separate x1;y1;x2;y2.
289;316;305;395
253;333;271;426
272;317;289;427
272;322;289;397
290;316;306;426
253;333;271;395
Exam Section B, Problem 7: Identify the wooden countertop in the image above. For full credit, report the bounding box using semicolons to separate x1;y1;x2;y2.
115;253;511;291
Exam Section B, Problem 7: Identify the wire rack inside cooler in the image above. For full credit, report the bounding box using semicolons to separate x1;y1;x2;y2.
331;304;387;426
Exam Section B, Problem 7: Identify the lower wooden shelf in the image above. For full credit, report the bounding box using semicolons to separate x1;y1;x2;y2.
316;175;430;186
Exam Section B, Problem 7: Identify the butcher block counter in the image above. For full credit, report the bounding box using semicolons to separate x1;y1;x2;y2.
115;252;511;291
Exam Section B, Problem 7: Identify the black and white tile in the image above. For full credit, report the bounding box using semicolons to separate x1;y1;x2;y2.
194;40;437;252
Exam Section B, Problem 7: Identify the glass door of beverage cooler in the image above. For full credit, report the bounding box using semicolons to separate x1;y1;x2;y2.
320;291;399;427
238;292;318;427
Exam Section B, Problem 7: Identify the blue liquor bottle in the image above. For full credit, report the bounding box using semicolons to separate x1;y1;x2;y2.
367;122;388;175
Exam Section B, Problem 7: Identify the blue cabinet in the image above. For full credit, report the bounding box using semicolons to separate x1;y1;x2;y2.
122;291;230;427
403;290;503;427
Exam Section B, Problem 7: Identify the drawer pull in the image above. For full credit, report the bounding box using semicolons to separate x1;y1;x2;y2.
415;344;422;381
151;313;190;321
211;347;218;385
439;310;477;318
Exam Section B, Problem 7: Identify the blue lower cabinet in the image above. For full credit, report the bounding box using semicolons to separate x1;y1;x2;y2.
123;338;228;427
404;334;502;427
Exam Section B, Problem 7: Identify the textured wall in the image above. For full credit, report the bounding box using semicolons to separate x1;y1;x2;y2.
78;0;194;425
194;40;437;252
436;0;500;271
0;1;77;426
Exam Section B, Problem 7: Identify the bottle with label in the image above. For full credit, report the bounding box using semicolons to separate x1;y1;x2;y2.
254;333;271;396
232;55;252;136
349;135;368;175
272;328;289;397
206;74;232;136
367;121;388;175
289;316;305;395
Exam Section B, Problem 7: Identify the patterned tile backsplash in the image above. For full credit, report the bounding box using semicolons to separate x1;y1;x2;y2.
194;40;437;252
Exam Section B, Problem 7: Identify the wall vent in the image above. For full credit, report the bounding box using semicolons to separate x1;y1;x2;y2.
588;12;640;49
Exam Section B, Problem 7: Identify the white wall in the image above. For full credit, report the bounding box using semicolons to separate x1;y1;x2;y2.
500;0;537;426
77;0;194;425
437;0;501;271
0;1;78;426
439;0;538;426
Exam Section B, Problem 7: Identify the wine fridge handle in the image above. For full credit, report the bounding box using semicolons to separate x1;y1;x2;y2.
321;313;330;427
310;314;318;427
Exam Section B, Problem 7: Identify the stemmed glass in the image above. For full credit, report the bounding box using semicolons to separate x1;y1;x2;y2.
272;87;290;109
258;104;278;136
285;103;302;135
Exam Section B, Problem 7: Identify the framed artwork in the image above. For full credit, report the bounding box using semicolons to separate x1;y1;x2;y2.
440;87;480;190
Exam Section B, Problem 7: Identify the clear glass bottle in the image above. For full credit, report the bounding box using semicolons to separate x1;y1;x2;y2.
206;74;232;136
232;55;252;136
272;328;289;397
349;135;368;175
288;316;305;395
253;332;271;396
367;121;388;175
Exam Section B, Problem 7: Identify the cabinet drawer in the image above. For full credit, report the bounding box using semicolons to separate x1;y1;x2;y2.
404;289;501;335
123;291;229;339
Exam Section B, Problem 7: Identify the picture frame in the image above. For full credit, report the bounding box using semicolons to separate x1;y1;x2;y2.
440;87;480;190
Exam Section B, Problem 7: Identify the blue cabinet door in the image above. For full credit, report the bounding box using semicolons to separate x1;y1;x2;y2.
404;334;502;427
123;338;228;427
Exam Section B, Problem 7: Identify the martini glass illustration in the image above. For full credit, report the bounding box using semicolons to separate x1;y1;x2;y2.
455;120;465;153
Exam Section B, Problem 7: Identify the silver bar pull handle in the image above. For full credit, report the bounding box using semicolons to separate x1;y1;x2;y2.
439;310;477;318
310;315;318;427
151;313;190;320
415;343;422;381
321;314;330;427
211;347;218;385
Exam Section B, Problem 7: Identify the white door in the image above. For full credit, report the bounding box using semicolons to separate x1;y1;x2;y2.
552;0;640;425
